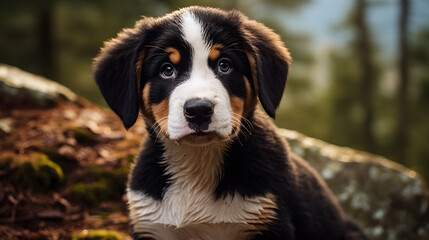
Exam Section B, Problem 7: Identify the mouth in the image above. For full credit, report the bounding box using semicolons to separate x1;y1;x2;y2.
178;131;222;146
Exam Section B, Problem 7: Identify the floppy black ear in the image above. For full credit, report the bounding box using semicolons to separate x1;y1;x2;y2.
93;21;148;129
241;18;292;118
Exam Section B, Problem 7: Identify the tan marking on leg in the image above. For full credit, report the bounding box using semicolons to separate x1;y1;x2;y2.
230;96;244;131
166;47;180;65
209;44;224;61
246;193;278;231
152;99;169;135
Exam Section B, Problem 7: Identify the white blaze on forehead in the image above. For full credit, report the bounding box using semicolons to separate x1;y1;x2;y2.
166;11;232;140
180;11;210;60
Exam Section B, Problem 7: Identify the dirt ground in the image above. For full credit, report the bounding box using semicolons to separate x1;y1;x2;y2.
0;99;147;240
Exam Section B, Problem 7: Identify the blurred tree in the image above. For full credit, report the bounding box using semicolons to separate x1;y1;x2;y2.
354;0;375;153
395;0;410;165
325;51;362;149
409;27;429;181
295;0;382;153
37;0;57;80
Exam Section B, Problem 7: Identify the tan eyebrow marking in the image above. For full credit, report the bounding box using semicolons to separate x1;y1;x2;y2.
209;44;224;61
165;47;180;65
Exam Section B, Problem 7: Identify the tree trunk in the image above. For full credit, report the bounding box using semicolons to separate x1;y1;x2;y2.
355;0;375;152
396;0;410;165
37;1;56;80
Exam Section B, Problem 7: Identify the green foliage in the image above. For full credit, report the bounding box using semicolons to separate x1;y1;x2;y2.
14;153;64;190
71;229;123;240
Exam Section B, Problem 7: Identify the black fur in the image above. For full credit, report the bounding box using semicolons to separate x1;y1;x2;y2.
217;111;367;240
129;129;172;200
241;18;291;118
94;6;368;240
93;22;147;129
140;20;193;105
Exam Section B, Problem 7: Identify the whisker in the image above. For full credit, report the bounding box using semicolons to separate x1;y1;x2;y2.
145;45;168;51
231;114;252;136
154;122;168;143
150;116;168;131
149;119;167;136
230;118;248;143
222;48;247;54
143;53;166;63
222;42;240;49
232;112;254;132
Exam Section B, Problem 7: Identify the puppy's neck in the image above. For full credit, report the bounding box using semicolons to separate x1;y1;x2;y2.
161;139;227;191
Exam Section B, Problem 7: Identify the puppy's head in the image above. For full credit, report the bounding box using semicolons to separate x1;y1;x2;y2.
94;7;291;146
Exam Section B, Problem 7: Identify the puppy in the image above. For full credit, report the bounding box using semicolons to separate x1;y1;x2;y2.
93;6;368;240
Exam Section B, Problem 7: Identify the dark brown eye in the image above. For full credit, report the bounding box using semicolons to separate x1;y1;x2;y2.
218;58;232;74
160;63;176;78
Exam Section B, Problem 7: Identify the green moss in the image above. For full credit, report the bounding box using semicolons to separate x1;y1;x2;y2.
14;153;64;190
71;181;109;206
98;212;109;220
71;229;124;240
71;166;129;206
68;126;97;144
125;154;136;164
42;147;68;167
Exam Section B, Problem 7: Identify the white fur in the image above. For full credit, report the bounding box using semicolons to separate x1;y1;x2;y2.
167;11;232;140
127;140;277;239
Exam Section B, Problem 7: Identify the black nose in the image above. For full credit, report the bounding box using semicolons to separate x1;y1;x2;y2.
184;99;214;131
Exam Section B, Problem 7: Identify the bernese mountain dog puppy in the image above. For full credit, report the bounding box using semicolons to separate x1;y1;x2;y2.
93;6;368;240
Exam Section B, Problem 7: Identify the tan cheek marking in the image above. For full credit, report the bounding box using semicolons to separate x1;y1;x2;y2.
243;76;257;116
136;49;146;91
152;99;169;135
141;83;155;122
245;51;258;94
230;96;244;131
209;44;224;61
166;47;180;65
247;193;278;231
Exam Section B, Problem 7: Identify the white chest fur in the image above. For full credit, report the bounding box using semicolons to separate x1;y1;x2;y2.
127;141;277;239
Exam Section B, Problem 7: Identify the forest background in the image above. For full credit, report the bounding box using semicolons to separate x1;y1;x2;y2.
1;0;428;182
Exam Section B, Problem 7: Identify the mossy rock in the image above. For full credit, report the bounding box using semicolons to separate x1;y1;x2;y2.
71;229;124;240
71;166;128;206
71;181;110;206
68;126;98;144
14;153;64;190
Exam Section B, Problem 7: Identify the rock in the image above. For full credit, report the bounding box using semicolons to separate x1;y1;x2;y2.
0;64;77;107
281;129;429;240
0;118;12;136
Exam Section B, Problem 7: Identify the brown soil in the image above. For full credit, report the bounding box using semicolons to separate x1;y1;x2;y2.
0;99;147;240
